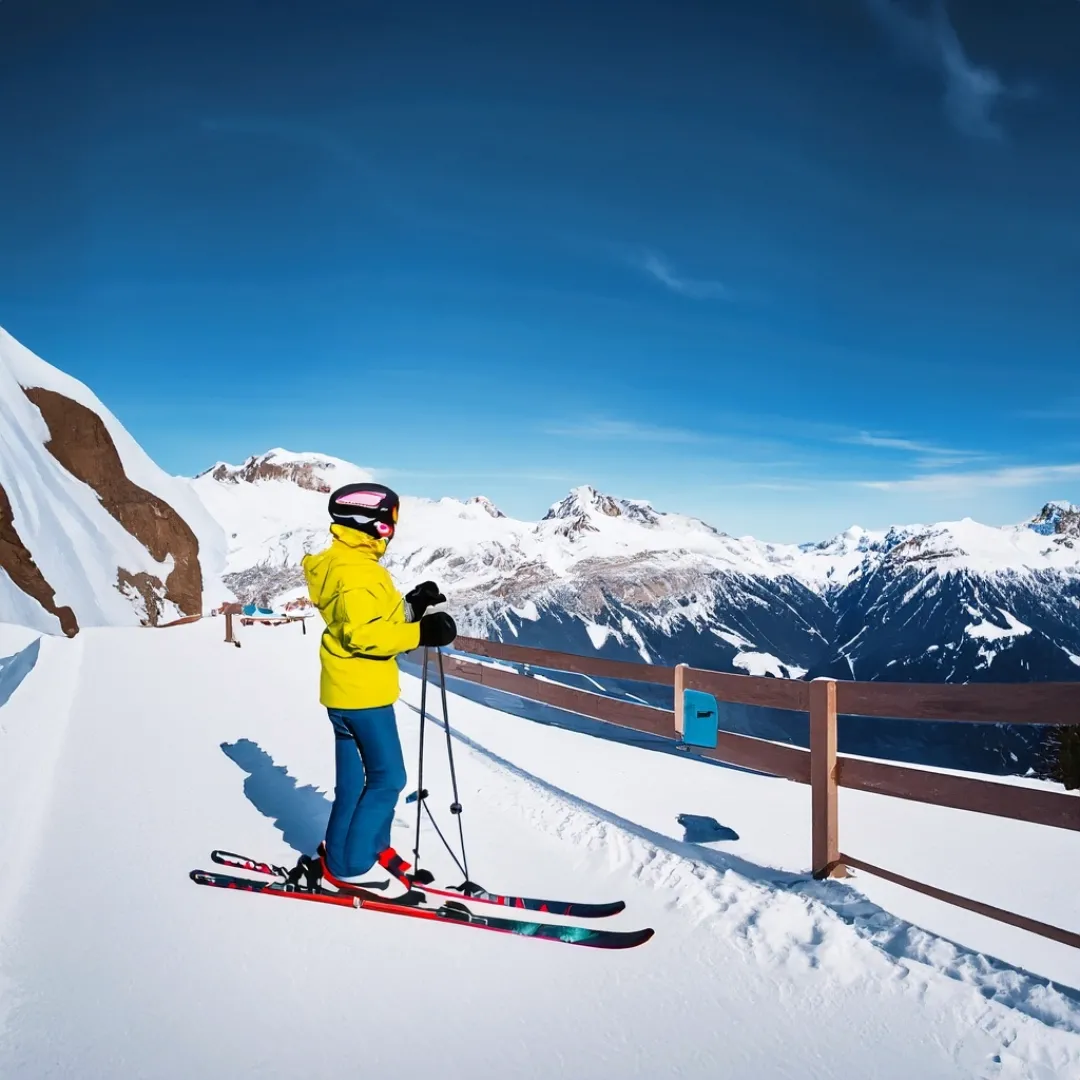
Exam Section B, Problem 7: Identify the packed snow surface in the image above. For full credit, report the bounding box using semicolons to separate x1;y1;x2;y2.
1;620;1079;1078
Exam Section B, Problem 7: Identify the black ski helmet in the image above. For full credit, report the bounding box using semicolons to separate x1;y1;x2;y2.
328;482;400;541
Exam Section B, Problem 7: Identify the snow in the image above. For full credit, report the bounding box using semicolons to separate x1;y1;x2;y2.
732;651;808;679
510;600;540;622
189;449;373;572
619;615;652;663
1;620;1079;1078
965;610;1034;642
585;621;620;650
0;329;227;628
733;650;788;678
1;328;227;612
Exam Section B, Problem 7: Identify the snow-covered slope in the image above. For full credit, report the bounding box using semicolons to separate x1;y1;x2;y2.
0;328;226;633
191;448;1080;689
191;449;374;572
1;620;1078;1078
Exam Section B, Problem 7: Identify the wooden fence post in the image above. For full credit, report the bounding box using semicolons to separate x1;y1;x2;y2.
810;678;845;878
222;603;242;648
673;662;687;738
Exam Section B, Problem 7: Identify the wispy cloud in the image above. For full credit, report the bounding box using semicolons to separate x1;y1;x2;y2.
710;481;817;492
858;463;1080;493
841;431;991;471
862;0;1033;141
636;251;733;300
545;417;714;444
1018;399;1080;422
375;468;578;483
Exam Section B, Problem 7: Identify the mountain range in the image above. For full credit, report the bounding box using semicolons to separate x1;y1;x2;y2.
2;327;1078;692
195;450;1080;688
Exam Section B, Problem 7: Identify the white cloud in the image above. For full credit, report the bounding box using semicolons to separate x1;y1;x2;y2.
862;0;1032;141
545;417;713;444
637;251;732;300
858;463;1080;493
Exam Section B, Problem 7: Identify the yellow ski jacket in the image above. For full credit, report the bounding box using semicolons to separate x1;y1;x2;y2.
302;525;421;709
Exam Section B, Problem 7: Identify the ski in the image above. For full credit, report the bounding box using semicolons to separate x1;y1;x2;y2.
404;878;625;919
190;870;654;950
211;849;624;918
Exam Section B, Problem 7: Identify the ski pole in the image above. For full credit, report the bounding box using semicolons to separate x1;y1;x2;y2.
437;646;470;884
412;646;430;869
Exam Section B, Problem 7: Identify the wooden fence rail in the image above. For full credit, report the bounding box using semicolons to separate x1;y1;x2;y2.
440;635;1080;949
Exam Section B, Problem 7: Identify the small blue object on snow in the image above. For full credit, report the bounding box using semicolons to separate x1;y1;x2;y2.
681;689;719;749
242;603;258;616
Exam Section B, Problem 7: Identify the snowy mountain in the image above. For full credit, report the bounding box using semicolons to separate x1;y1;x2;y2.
191;449;374;577
189;448;1080;687
824;516;1080;683
0;328;225;634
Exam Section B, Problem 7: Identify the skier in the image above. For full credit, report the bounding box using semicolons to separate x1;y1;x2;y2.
301;482;457;891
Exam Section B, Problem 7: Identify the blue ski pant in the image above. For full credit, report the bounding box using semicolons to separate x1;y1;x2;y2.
323;705;407;878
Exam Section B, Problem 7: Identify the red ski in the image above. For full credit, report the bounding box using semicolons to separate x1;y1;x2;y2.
190;870;653;950
210;849;625;918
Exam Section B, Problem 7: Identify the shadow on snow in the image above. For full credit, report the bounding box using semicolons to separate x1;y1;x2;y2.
220;738;330;857
0;636;41;711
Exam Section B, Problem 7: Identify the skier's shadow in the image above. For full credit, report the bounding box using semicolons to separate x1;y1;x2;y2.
220;739;329;857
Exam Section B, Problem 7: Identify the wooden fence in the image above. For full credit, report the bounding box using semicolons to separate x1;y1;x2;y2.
435;635;1080;950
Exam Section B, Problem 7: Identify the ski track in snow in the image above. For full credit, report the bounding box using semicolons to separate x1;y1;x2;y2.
0;629;85;1054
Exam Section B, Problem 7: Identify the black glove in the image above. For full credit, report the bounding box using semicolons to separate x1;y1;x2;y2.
405;580;445;622
418;611;457;647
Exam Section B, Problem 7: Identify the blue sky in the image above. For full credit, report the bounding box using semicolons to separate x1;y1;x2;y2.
1;0;1078;542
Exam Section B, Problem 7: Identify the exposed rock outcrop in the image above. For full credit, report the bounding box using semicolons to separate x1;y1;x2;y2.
116;568;166;626
467;495;507;519
22;387;203;620
205;453;333;493
0;481;78;636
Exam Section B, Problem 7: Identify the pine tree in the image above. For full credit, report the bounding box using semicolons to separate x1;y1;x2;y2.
1046;725;1080;790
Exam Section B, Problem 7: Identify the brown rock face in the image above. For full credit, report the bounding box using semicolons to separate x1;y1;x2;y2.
0;481;79;636
22;387;203;621
117;568;165;626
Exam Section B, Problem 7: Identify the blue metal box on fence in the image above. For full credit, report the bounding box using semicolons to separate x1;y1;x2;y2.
680;688;719;749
